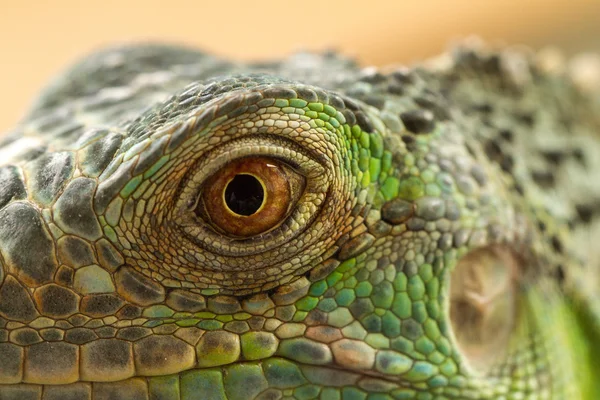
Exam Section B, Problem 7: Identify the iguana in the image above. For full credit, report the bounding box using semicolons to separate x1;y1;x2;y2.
0;41;598;400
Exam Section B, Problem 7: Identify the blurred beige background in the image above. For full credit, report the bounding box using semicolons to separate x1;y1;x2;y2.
1;0;599;132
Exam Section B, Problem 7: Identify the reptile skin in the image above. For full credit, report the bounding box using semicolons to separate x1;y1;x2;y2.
0;42;599;400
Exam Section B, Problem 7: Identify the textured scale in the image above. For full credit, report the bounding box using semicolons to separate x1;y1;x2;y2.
0;42;598;399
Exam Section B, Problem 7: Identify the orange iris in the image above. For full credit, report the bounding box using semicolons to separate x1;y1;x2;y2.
199;157;303;237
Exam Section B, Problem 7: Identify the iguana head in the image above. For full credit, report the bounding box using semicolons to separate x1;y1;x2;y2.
0;43;597;399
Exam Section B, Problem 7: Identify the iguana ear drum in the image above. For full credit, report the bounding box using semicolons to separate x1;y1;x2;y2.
199;156;306;237
449;245;521;375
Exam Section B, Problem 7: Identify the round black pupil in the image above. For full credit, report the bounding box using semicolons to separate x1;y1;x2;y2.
224;174;264;216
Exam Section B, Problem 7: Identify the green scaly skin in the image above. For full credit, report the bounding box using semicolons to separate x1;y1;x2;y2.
0;43;598;399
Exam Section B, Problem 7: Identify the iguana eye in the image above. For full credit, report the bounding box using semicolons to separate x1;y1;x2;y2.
449;246;521;374
198;157;306;237
174;135;331;260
